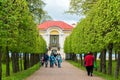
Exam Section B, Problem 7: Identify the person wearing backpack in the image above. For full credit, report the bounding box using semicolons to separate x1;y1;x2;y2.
49;53;55;68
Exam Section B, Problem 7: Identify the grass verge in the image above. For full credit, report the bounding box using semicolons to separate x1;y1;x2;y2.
67;60;120;80
2;63;40;80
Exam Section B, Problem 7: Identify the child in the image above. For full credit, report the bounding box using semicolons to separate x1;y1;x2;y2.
40;56;44;66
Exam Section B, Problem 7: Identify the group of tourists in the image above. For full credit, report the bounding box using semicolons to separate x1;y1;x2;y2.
40;52;62;68
41;51;95;76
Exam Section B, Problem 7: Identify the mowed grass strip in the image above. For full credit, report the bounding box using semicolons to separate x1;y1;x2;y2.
68;60;120;80
2;63;40;80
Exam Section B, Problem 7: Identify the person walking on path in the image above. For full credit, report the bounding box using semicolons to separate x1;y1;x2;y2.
43;53;49;68
84;52;94;76
53;53;58;66
40;56;44;66
56;53;62;68
49;53;56;68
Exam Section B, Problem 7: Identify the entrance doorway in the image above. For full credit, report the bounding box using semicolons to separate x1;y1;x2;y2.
49;30;59;48
52;49;57;54
48;30;60;56
50;35;59;47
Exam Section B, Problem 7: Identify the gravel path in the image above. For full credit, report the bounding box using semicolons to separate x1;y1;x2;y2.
25;61;104;80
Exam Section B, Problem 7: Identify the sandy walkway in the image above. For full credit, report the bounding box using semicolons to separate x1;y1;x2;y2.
25;61;104;80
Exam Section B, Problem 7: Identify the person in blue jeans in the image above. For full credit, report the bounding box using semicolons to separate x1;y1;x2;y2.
56;53;62;68
49;53;55;68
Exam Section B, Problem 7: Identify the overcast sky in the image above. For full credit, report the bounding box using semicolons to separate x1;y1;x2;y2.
43;0;83;25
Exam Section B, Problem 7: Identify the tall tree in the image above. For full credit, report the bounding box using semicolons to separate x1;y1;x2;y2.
68;0;97;15
0;0;21;76
26;0;52;23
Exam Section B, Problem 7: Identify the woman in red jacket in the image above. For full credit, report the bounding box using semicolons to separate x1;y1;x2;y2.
84;52;94;76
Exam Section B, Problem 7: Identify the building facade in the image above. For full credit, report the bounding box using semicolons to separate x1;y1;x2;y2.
38;20;73;59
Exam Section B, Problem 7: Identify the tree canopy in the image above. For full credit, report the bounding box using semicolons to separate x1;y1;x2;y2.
0;0;47;54
64;0;120;54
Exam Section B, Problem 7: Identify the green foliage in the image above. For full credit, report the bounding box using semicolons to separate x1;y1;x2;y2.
0;0;47;54
26;0;52;23
64;36;72;54
64;0;120;54
68;0;98;15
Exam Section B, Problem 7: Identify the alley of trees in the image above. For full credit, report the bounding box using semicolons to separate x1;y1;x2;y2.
64;0;120;79
0;0;120;80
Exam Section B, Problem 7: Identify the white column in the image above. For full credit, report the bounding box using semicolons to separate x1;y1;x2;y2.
59;33;65;59
47;33;50;48
59;33;64;48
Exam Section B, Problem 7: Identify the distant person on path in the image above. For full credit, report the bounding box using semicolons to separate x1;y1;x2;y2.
84;52;94;76
43;53;49;68
56;53;62;68
49;53;56;68
40;56;44;66
53;53;58;66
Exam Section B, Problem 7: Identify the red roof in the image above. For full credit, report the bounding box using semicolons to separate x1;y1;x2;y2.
38;20;73;30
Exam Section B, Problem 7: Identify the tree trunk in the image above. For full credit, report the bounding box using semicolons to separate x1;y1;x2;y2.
94;52;97;61
80;54;83;66
12;53;16;73
24;53;30;70
115;52;120;79
26;53;30;69
71;53;74;61
108;43;113;75
6;46;10;76
16;53;19;72
19;53;23;71
30;54;34;67
99;52;103;72
102;49;106;74
94;52;97;71
35;54;38;64
24;53;27;70
73;54;76;61
66;54;70;60
0;46;2;80
115;51;118;61
12;52;19;73
33;54;35;65
70;54;72;60
37;54;39;63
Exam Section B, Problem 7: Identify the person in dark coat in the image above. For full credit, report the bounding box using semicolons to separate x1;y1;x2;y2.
84;52;94;76
43;53;49;67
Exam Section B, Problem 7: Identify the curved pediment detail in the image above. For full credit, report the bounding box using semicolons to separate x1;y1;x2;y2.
50;30;59;35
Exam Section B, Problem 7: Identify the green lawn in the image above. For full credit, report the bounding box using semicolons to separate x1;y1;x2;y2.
2;63;40;80
68;60;120;80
